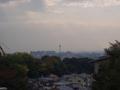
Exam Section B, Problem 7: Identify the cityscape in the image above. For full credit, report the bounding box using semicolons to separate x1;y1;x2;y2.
1;0;120;90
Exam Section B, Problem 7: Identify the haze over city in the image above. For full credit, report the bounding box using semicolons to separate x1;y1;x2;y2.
0;0;120;53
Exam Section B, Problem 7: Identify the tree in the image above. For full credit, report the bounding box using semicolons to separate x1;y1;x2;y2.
0;53;35;90
92;40;120;90
63;57;94;74
40;56;63;76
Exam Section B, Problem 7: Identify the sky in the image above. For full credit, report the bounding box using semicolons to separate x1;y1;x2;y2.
0;0;120;53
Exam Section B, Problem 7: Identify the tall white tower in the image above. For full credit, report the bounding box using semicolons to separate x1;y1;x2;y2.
59;44;61;53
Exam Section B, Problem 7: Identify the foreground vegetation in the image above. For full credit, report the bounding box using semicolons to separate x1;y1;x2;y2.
0;52;93;90
1;40;120;90
92;40;120;90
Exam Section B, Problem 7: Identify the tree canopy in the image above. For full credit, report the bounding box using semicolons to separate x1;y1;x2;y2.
92;40;120;90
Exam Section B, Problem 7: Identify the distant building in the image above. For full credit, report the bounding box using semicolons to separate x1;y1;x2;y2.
90;56;110;74
31;51;104;59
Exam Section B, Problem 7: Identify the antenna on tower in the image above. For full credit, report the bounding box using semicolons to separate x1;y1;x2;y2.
59;44;61;53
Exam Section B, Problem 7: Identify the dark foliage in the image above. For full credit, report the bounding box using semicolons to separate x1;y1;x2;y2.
92;40;120;90
63;58;94;74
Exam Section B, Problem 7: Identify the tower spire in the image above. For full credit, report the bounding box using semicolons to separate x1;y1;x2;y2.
59;44;61;53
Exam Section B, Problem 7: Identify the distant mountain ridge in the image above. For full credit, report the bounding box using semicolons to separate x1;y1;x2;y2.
31;51;104;59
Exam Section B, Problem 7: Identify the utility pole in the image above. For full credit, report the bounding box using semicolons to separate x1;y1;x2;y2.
0;45;5;56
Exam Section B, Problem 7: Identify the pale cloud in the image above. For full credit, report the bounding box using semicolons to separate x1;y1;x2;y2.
1;0;120;10
16;10;120;29
43;0;120;7
0;0;31;9
44;0;58;6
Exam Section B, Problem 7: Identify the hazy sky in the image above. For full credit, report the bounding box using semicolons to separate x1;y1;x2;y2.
0;0;120;53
